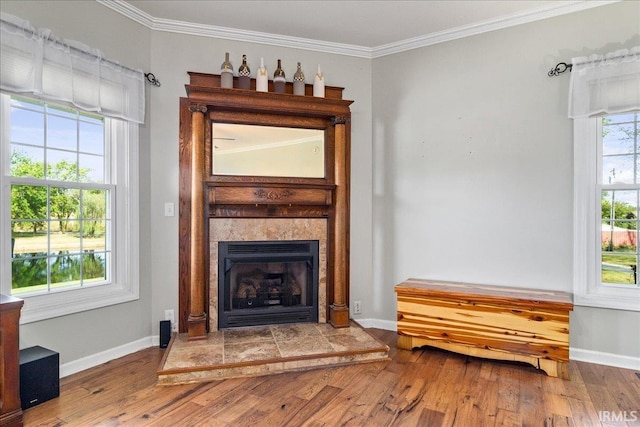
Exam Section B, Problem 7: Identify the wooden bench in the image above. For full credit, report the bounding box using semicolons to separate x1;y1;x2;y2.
395;279;573;379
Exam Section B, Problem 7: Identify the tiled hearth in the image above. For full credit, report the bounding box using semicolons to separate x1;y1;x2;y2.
157;322;390;385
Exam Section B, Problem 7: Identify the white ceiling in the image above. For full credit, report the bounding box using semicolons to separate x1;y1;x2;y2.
105;0;617;57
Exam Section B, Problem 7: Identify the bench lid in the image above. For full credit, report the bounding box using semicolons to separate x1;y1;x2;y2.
395;278;573;310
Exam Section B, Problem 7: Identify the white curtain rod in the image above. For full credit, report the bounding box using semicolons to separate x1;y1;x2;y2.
548;50;638;77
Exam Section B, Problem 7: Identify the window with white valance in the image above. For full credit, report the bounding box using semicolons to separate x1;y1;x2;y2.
572;46;640;311
0;12;142;322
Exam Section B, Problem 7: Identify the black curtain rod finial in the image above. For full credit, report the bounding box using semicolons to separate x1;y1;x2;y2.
145;72;161;87
548;62;572;77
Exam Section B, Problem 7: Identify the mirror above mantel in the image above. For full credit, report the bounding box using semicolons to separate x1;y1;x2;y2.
212;123;325;178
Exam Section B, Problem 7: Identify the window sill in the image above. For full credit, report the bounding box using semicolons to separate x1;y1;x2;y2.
574;289;640;312
18;282;139;324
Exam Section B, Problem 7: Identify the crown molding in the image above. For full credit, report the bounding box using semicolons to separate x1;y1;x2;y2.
371;0;620;58
96;0;371;58
98;0;620;59
97;0;154;28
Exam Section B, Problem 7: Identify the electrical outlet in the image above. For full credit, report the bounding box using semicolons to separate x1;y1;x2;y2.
164;309;175;332
353;300;362;314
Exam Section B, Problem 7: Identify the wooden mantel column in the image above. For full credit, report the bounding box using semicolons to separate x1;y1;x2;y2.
188;103;207;340
329;116;351;328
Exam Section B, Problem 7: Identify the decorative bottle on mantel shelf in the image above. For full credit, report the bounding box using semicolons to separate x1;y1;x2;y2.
238;54;251;90
256;57;268;92
220;52;234;89
293;62;304;95
293;62;305;96
313;65;325;98
273;59;286;94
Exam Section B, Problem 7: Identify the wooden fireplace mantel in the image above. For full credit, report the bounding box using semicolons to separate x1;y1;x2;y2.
179;72;353;339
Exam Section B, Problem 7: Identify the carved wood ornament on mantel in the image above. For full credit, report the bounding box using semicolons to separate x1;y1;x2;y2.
179;72;353;339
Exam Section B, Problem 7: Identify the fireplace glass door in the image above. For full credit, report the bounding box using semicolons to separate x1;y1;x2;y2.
218;240;319;328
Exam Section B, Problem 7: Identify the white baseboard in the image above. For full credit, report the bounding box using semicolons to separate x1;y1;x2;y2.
355;318;640;372
60;336;156;378
354;317;396;331
570;347;640;371
59;320;640;378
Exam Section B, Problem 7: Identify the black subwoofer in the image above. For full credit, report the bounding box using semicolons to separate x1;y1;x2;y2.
160;320;171;348
19;346;60;409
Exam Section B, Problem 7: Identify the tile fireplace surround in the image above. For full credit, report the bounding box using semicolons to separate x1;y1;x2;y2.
208;217;328;331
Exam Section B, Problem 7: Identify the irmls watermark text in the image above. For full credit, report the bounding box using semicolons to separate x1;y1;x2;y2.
598;411;638;422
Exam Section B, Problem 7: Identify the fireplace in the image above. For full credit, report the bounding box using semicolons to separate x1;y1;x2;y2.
208;217;328;331
218;240;319;328
179;74;353;338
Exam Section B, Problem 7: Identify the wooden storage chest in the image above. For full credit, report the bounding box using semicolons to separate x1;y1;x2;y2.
395;279;573;379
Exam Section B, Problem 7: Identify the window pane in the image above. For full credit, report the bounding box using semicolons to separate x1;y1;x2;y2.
51;220;81;253
12;254;48;292
603;123;636;155
83;252;107;282
602;155;635;184
600;190;638;284
10;146;45;178
11;215;49;293
82;220;107;251
47;149;78;181
613;190;637;219
601;189;637;246
79;121;104;155
47;114;77;151
50;252;81;287
601;112;639;184
49;186;80;233
10;108;44;146
602;253;637;285
79;153;104;183
82;190;107;220
11;184;48;222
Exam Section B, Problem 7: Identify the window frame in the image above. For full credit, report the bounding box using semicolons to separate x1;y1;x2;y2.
573;116;640;311
0;94;139;323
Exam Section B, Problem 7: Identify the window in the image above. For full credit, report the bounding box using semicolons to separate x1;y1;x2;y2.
574;113;640;311
599;113;640;287
1;94;139;323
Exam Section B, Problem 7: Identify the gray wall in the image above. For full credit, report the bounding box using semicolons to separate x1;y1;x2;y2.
371;1;640;358
2;0;638;364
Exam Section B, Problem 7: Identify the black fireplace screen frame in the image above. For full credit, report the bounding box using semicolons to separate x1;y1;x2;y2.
218;240;319;328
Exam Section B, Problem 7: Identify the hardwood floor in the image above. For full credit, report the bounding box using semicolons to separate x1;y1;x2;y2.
23;329;640;426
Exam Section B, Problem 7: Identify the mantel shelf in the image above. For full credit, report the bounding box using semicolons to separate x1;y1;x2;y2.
187;71;347;100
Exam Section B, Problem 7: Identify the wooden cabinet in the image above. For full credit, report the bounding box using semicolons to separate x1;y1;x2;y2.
1;294;24;426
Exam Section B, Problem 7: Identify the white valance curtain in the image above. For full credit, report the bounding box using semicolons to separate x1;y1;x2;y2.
568;46;640;119
0;12;145;124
